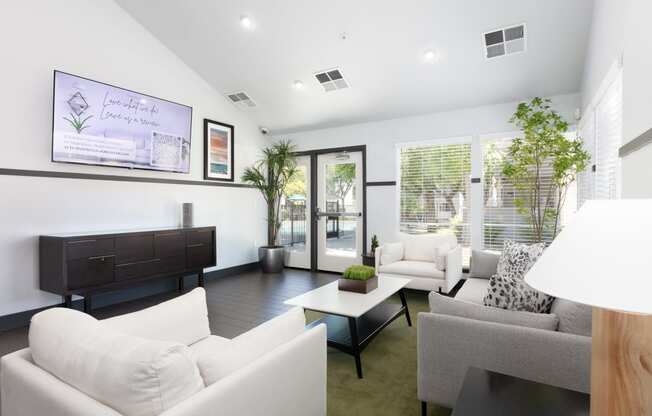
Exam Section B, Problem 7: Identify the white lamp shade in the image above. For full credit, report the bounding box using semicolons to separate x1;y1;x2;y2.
525;199;652;314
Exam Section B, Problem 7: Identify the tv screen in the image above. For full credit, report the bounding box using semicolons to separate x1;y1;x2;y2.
52;71;192;173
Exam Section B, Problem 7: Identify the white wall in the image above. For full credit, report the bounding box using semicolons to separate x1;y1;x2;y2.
580;0;628;112
621;0;652;198
580;0;652;198
0;0;268;315
281;93;580;246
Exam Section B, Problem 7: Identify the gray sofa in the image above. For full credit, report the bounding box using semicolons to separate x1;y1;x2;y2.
417;250;592;411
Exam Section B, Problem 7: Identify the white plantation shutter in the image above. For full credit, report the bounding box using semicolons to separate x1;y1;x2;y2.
594;75;623;200
577;110;596;208
481;137;557;251
399;141;472;248
578;70;622;206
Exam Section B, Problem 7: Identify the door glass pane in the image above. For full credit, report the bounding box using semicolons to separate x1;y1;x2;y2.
325;162;357;257
280;166;307;252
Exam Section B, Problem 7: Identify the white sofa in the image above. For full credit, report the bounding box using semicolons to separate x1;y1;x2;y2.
375;233;462;293
0;288;327;416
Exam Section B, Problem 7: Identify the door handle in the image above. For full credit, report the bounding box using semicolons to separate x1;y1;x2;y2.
314;208;362;218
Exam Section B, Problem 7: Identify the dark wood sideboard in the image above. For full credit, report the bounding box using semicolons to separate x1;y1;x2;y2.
39;226;216;312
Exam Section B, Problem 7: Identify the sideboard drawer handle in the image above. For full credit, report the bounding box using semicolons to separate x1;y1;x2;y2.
88;255;116;261
187;243;204;248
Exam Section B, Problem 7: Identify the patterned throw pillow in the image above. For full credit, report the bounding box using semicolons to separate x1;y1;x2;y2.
484;273;556;313
496;240;546;280
483;240;555;313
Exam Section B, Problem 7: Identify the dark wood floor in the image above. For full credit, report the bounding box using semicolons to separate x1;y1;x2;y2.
0;268;340;358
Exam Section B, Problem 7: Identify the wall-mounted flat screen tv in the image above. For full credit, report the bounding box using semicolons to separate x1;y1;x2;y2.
52;71;192;173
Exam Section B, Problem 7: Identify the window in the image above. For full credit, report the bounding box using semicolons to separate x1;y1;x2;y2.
578;68;623;206
398;140;472;248
481;137;559;250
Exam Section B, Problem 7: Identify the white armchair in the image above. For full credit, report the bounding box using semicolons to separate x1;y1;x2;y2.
375;233;462;293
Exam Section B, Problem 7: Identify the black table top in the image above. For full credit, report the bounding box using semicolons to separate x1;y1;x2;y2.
452;367;590;416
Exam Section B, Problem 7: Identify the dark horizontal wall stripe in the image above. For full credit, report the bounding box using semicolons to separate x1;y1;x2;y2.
366;181;396;187
0;168;254;188
619;127;652;158
0;262;259;332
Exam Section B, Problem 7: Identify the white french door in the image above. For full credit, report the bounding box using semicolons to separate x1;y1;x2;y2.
282;155;311;269
316;151;364;272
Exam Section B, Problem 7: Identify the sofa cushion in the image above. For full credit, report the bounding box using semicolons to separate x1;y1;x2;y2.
551;298;592;337
400;233;457;262
380;242;404;265
496;240;546;280
29;307;204;416
429;292;559;331
379;260;444;279
102;287;211;346
194;307;305;385
484;273;556;314
469;250;500;279
454;278;489;304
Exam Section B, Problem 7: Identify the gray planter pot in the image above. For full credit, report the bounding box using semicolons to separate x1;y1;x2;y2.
258;246;285;273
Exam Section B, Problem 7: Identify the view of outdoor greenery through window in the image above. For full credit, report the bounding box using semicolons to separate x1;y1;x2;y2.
399;142;472;247
399;137;577;253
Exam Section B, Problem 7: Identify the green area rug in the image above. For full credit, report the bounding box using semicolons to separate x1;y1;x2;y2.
306;291;451;416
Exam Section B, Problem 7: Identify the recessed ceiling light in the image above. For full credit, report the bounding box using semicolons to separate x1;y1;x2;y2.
423;50;440;63
293;80;304;89
240;15;253;30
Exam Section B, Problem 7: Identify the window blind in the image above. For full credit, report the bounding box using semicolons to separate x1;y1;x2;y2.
577;110;596;208
399;142;471;248
481;137;557;251
594;75;622;200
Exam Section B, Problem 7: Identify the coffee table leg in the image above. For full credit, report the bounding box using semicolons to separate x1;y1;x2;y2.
348;317;363;379
399;289;412;327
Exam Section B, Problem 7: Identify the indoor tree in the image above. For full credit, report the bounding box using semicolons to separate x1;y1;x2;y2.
502;97;590;242
242;140;298;247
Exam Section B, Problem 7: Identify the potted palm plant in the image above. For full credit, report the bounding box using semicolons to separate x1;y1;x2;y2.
242;140;298;273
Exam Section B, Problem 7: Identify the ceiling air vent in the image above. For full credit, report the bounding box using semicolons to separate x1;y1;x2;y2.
483;24;526;59
314;68;349;92
226;91;256;108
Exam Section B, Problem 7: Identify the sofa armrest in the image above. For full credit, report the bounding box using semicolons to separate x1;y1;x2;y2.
417;312;591;408
374;245;383;273
1;349;121;416
162;324;327;416
444;245;463;293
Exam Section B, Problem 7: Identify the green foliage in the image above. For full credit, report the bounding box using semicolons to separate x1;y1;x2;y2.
283;167;306;198
242;140;298;246
342;265;376;281
370;234;379;255
326;163;356;207
63;113;93;134
502;97;590;242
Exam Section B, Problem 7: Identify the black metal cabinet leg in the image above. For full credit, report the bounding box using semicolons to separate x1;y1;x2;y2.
348;317;363;379
399;289;412;327
421;401;427;416
63;295;72;308
198;270;204;287
83;295;92;314
178;276;184;292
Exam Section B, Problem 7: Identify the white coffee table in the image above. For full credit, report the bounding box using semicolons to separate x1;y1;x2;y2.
284;276;411;378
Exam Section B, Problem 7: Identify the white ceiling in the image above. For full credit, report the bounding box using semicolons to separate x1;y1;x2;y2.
116;0;594;134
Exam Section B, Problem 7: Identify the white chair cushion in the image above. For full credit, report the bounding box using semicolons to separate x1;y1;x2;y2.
102;287;211;346
400;233;457;262
380;242;404;265
455;277;490;304
379;260;444;279
29;307;204;416
189;335;231;357
194;307;305;386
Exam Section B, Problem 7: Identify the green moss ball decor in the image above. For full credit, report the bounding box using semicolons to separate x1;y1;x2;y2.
343;265;376;281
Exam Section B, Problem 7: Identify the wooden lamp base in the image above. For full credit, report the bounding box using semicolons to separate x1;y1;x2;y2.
591;308;652;415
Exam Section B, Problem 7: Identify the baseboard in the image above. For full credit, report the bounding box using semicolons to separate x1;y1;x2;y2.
0;261;260;332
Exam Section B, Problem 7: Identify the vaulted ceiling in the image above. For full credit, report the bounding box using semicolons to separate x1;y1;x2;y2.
117;0;594;133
